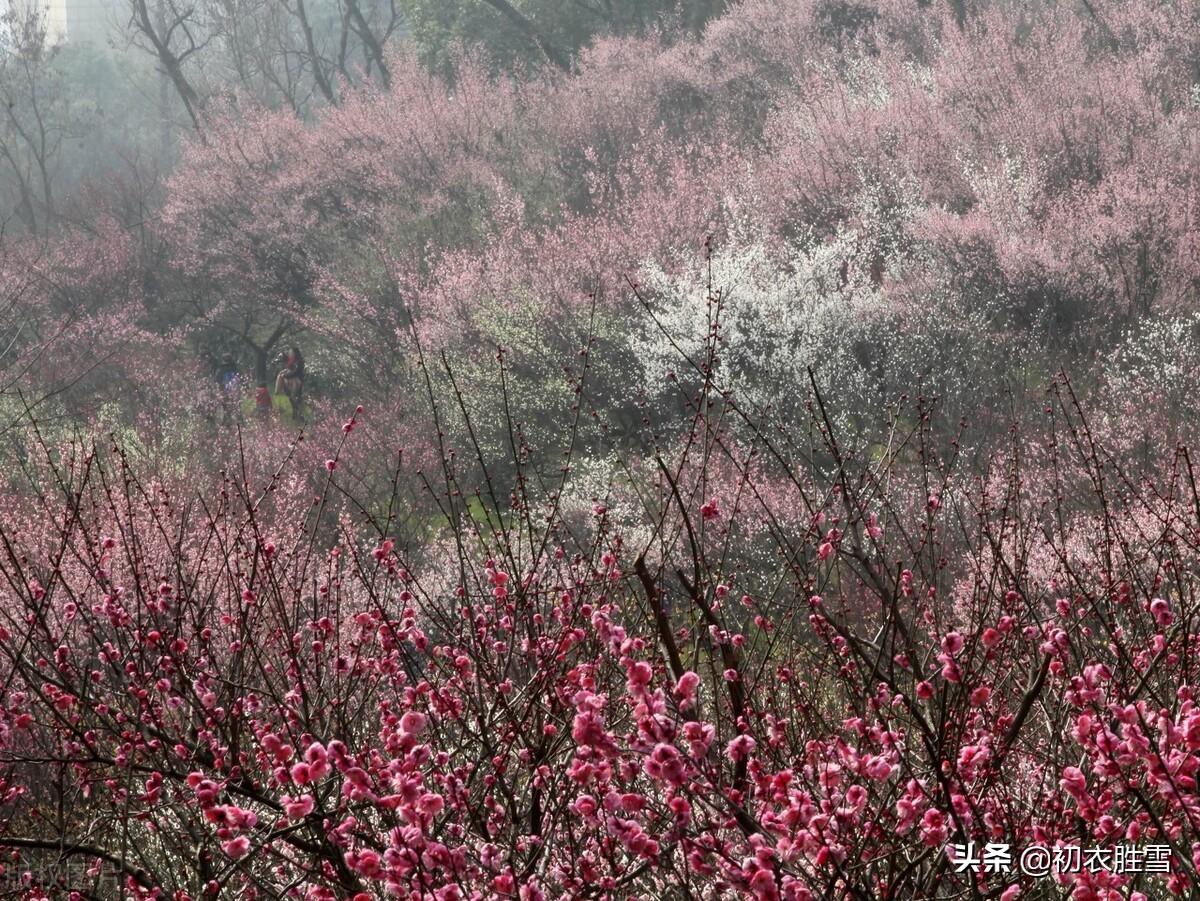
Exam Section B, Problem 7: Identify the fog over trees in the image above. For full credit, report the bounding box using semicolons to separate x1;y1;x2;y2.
2;1;1200;898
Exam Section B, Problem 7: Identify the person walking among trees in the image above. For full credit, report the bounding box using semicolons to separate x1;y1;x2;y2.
254;382;273;419
275;346;306;421
216;352;241;425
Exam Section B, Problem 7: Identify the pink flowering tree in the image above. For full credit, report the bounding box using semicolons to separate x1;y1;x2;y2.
4;2;1200;899
2;296;1200;899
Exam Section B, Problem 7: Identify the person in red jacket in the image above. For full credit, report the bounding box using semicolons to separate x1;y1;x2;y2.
255;382;273;418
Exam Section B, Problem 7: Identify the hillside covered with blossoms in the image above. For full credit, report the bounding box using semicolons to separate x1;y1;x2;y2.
3;0;1200;898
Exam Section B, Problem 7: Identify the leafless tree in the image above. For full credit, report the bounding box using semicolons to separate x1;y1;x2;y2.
0;9;69;234
121;0;404;125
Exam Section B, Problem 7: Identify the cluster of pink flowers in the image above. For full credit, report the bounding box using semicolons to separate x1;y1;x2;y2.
0;375;1194;899
2;1;1200;898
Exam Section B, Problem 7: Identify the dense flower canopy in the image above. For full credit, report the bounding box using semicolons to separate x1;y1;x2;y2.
4;0;1200;898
